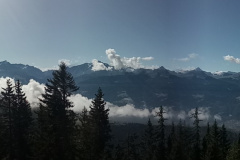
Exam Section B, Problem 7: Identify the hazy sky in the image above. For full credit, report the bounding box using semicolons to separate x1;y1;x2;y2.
1;0;240;72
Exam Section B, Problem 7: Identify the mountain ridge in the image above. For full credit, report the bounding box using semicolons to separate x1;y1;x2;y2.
1;60;240;122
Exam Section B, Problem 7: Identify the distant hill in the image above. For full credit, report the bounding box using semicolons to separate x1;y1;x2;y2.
1;60;240;121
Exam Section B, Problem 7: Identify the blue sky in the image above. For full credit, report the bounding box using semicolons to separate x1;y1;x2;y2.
1;0;240;72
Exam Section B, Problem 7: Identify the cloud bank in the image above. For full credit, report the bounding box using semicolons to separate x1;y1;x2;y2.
0;77;222;124
224;55;240;64
178;53;198;62
91;59;112;71
91;48;156;71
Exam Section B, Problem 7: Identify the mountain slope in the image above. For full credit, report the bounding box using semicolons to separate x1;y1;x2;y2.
1;61;240;121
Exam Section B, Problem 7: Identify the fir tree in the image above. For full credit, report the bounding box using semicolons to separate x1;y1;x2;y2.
125;133;140;160
113;144;125;160
140;118;155;160
88;87;111;160
167;122;177;160
154;106;167;160
190;107;202;160
205;120;221;160
202;122;210;160
174;119;188;160
226;134;240;160
219;124;230;160
36;62;79;160
78;107;91;160
13;80;33;159
0;79;16;159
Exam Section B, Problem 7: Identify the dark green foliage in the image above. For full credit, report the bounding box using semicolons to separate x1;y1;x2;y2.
88;87;111;160
219;124;230;160
140;118;155;160
36;62;79;159
167;122;178;160
114;133;140;160
0;76;239;160
77;107;91;160
190;107;202;160
205;120;221;160
174;120;189;160
154;106;167;160
202;122;210;159
0;79;15;159
0;79;32;160
226;134;240;160
13;80;33;159
113;144;125;160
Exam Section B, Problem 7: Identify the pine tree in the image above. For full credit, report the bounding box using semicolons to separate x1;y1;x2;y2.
125;133;140;160
140;118;155;160
88;87;111;160
0;79;33;160
36;62;79;160
174;119;188;160
190;107;202;160
226;134;240;160
202;122;210;160
154;106;167;160
205;120;221;160
13;80;33;159
219;124;230;160
167;122;178;160
78;107;91;160
0;79;16;159
113;144;125;160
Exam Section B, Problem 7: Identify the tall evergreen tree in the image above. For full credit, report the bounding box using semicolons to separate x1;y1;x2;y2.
202;122;210;160
36;62;79;160
174;119;188;160
154;106;167;160
140;118;155;160
190;107;202;160
219;124;230;160
167;122;178;160
13;80;33;159
205;120;221;160
78;107;91;160
125;133;140;160
0;79;16;159
226;134;240;160
88;87;111;160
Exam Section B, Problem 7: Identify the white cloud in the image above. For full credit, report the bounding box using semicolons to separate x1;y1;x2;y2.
108;103;151;118
177;110;187;120
69;94;93;112
188;107;210;121
105;48;156;70
223;55;240;64
142;57;154;61
214;114;222;121
0;77;15;93
0;77;221;124
106;49;124;70
22;79;45;108
213;71;225;75
91;59;112;71
178;53;198;62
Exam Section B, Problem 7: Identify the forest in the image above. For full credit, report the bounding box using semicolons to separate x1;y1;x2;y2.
0;62;240;160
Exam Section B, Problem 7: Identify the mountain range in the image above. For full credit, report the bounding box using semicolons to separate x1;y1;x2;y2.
1;60;240;122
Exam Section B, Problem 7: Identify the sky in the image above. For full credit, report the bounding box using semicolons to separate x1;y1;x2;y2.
1;0;240;72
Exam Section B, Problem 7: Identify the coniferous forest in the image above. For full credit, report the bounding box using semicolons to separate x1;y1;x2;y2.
1;62;240;160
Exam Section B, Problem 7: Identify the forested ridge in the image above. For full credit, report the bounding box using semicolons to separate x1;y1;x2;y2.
0;62;240;160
